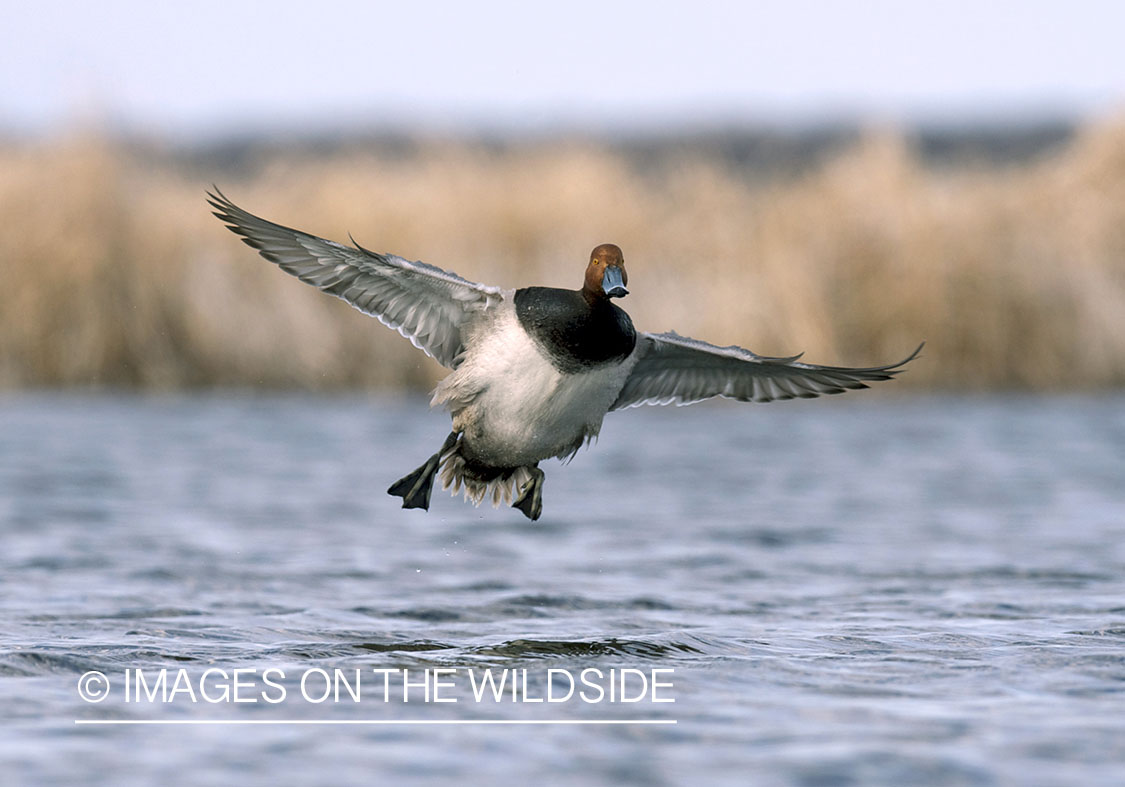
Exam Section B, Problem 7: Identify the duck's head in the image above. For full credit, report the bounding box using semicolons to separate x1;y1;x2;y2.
583;243;629;301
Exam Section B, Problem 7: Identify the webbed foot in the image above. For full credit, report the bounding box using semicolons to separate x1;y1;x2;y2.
512;466;545;521
387;432;459;511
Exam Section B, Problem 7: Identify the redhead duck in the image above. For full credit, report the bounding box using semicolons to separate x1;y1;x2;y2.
208;189;921;520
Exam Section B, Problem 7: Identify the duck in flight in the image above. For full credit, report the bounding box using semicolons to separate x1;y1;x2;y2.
208;189;921;521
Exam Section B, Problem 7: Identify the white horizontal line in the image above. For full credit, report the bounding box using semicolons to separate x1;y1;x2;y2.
75;719;676;726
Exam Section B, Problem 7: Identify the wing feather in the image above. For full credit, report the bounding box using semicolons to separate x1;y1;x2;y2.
207;188;503;367
612;332;922;410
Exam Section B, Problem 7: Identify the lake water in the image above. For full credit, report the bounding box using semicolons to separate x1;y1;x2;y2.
1;392;1123;786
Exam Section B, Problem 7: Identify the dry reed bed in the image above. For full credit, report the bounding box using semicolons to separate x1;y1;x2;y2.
2;124;1124;390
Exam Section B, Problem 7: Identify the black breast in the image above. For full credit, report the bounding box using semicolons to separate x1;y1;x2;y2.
514;287;637;373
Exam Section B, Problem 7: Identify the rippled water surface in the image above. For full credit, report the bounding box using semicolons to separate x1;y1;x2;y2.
2;393;1124;786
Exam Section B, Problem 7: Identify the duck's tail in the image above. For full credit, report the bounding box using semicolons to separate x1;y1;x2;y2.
439;453;533;508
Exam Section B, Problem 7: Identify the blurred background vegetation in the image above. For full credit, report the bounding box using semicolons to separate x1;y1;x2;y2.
3;120;1124;391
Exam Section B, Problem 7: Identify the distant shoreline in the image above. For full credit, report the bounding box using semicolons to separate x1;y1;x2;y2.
3;118;1081;175
2;119;1123;390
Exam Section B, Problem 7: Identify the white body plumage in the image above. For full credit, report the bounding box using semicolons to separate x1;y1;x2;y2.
434;298;637;471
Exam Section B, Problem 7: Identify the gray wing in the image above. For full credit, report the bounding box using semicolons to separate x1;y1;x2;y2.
611;332;922;410
207;188;503;368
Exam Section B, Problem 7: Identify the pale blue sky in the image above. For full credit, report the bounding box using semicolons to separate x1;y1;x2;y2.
4;0;1124;137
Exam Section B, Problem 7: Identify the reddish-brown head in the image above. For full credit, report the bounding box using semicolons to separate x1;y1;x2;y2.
582;243;629;300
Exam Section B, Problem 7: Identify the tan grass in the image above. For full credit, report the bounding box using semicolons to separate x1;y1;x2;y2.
3;123;1124;390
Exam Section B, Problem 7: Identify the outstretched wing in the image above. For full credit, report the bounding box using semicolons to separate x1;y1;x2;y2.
612;332;922;410
207;188;503;368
